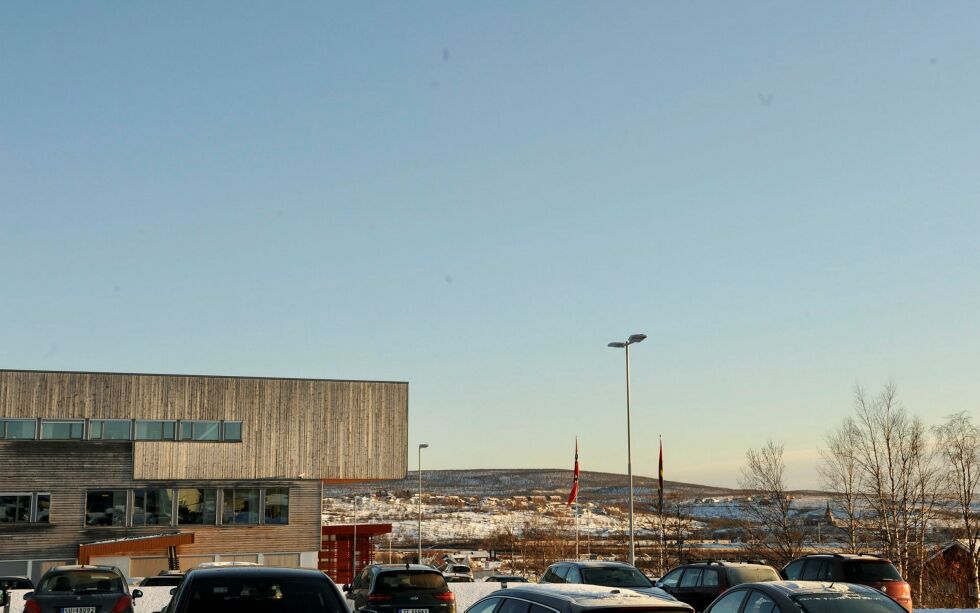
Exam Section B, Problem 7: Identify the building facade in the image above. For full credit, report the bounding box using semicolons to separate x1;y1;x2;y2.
0;369;408;581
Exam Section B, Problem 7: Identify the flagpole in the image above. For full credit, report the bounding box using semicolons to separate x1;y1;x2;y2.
574;501;579;559
658;435;665;575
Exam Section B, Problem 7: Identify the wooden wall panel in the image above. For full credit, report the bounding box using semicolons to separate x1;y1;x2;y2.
0;370;409;481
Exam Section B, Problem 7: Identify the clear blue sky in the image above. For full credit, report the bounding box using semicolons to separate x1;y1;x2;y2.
2;3;978;489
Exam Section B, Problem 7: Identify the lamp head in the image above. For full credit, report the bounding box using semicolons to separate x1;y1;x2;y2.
627;334;647;344
419;443;430;449
607;342;627;348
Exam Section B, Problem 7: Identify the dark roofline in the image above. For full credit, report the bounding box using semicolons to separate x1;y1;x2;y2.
0;368;408;386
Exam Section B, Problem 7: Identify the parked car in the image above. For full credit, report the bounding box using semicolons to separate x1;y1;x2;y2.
780;554;912;611
23;565;142;613
1;576;35;608
442;564;475;582
345;563;456;613
162;565;346;613
655;560;780;611
539;561;677;601
701;580;908;613
483;574;529;583
465;583;694;613
140;571;186;586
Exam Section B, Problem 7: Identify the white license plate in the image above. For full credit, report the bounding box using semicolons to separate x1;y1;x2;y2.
400;609;429;613
61;608;97;613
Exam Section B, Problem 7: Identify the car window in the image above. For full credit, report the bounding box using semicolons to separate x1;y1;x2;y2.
680;569;702;588
375;571;447;592
801;560;827;581
701;569;720;587
793;592;907;613
529;605;554;613
580;567;652;588
177;575;346;613
843;562;903;582
709;590;748;613
659;568;685;588
542;566;564;583
743;591;777;613
498;597;530;613
565;566;583;583
783;561;804;580
469;597;503;613
38;571;125;593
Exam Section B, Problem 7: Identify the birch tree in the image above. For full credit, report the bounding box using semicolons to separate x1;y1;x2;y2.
935;412;980;608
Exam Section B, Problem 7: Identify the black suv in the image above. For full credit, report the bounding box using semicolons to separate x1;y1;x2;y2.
24;565;142;613
655;561;779;612
164;565;346;613
345;564;456;613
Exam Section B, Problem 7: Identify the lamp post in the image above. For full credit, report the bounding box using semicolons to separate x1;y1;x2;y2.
418;443;429;564
607;333;646;566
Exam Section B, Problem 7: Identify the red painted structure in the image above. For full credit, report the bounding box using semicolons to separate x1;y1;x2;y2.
319;523;392;584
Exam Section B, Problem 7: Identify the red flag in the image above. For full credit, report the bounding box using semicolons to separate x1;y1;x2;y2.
567;437;580;505
658;436;664;514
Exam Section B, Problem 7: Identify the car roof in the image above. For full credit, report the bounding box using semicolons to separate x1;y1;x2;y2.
553;560;636;568
500;584;692;609
739;580;880;598
185;566;331;580
374;564;443;572
45;565;121;574
680;561;771;568
794;553;886;561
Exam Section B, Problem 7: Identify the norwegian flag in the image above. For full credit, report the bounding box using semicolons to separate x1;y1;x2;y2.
567;437;580;505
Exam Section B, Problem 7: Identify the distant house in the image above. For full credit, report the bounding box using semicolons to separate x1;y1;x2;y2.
922;540;979;609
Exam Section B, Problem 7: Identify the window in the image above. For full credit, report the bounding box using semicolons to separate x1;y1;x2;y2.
497;598;530;613
222;421;243;441
264;487;289;524
177;488;217;525
133;489;174;526
135;420;176;440
743;591;777;613
222;488;259;524
180;421;220;441
659;567;685;588
85;490;128;526
801;560;829;581
40;420;84;440
701;568;720;587
0;419;36;439
0;494;32;522
710;590;748;613
35;493;50;522
680;568;702;588
468;598;502;613
564;565;582;583
782;560;804;580
89;419;132;440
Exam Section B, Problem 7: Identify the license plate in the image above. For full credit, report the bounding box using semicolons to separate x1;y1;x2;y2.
61;608;97;613
400;609;429;613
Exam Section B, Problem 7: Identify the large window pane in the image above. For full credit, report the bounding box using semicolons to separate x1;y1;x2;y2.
264;488;289;525
2;419;36;440
85;490;127;526
0;495;32;523
89;420;131;440
181;421;220;441
40;421;84;440
35;494;50;523
133;489;173;526
135;420;176;440
177;488;217;525
222;488;259;525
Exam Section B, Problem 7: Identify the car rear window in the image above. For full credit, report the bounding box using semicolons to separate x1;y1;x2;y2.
843;562;903;582
38;571;125;593
581;567;653;588
178;575;345;613
375;571;448;592
794;592;906;613
728;567;780;584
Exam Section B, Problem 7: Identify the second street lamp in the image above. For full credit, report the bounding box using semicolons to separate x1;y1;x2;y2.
607;333;646;566
417;443;429;564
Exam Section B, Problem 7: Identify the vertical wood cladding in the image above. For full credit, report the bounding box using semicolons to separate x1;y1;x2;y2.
0;442;321;561
0;370;409;480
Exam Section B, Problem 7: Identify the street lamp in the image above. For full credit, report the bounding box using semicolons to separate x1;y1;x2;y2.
607;333;646;566
418;443;429;564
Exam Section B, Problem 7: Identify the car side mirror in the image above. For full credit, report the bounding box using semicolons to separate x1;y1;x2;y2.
24;592;35;600
342;584;351;592
170;588;178;596
132;589;143;599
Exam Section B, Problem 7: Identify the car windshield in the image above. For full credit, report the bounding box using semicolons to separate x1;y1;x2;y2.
728;567;780;584
843;562;903;582
375;572;447;592
581;567;653;588
178;576;344;613
38;572;124;593
141;576;184;586
793;592;907;613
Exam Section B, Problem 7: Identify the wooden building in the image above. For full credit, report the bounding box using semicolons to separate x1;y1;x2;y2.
0;369;408;581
